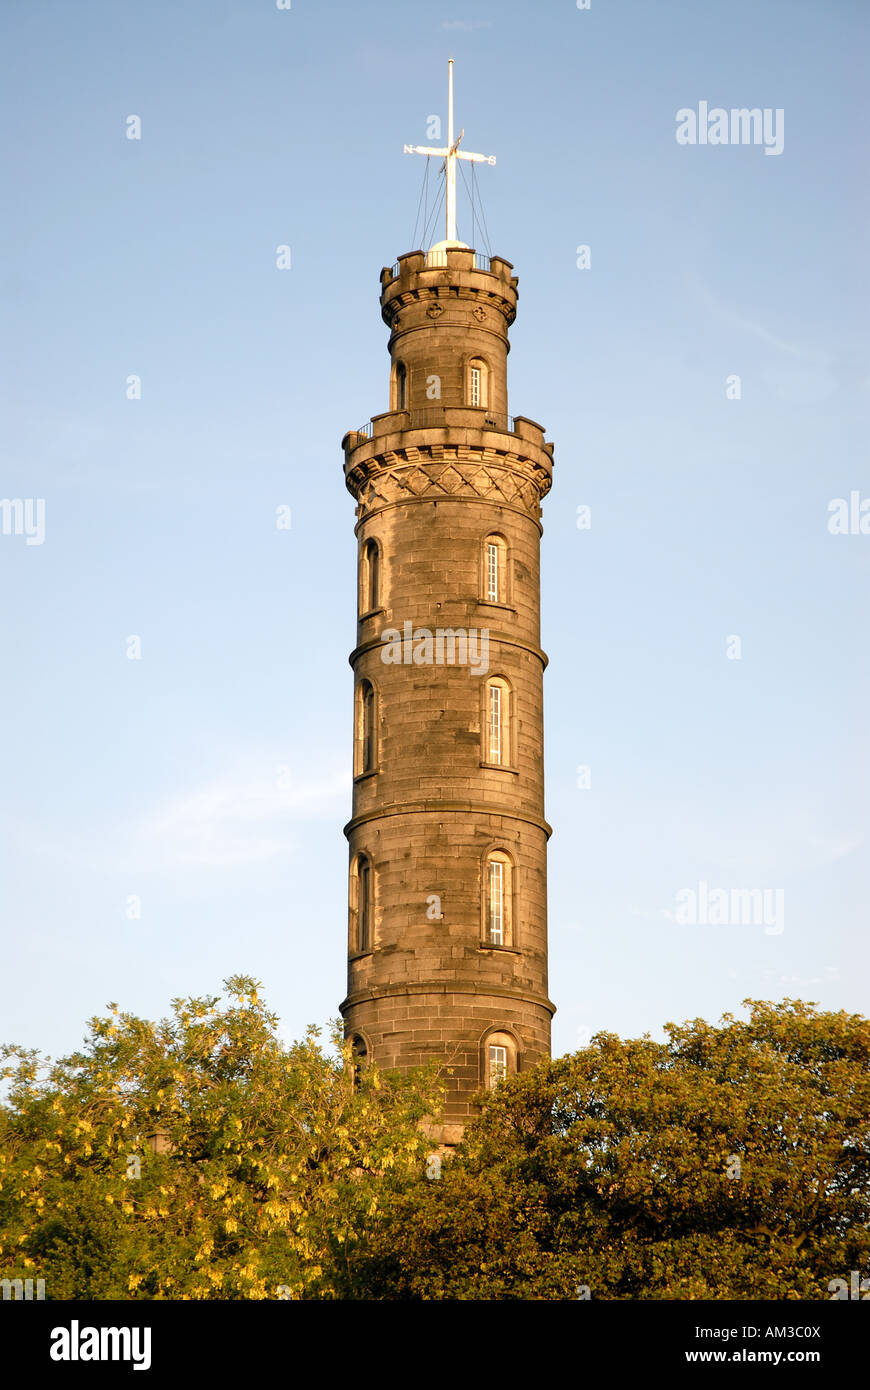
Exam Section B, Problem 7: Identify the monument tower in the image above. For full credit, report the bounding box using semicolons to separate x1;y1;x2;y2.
340;62;555;1144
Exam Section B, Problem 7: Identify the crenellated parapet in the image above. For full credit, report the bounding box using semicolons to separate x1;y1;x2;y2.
343;410;554;526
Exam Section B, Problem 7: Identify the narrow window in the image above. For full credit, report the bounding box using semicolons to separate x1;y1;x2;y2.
351;1035;368;1090
488;1044;508;1086
349;854;374;954
481;535;507;605
368;544;379;610
396;362;407;410
355;680;376;776
468;358;487;408
483;1031;518;1088
486;541;499;602
483;851;513;948
483;676;511;768
361;539;380;613
362;682;374;773
488;859;504;944
358;859;371;951
487;682;502;764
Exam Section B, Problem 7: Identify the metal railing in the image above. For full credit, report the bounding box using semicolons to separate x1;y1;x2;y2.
408;407;514;432
347;408;516;444
387;252;494;279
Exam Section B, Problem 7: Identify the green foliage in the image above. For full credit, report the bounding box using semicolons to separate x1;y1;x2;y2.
2;992;867;1299
0;976;443;1299
341;1000;870;1299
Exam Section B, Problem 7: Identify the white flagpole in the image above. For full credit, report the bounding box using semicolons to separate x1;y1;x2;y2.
403;60;495;250
446;58;456;241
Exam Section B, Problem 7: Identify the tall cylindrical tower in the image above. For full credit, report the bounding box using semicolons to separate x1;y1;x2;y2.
340;243;555;1145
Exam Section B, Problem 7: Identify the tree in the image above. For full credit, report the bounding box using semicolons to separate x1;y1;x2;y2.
5;993;867;1300
0;976;443;1299
341;1001;870;1299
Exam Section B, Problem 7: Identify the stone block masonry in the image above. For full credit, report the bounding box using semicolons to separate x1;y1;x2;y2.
340;244;555;1143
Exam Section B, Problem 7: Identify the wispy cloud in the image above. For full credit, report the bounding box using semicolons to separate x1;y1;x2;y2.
807;832;863;866
686;271;811;359
7;759;350;875
142;768;348;868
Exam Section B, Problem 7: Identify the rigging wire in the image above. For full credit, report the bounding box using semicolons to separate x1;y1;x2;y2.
411;155;431;250
421;174;446;250
456;159;472;241
458;159;492;257
471;161;493;258
469;155;476;246
412;153;493;256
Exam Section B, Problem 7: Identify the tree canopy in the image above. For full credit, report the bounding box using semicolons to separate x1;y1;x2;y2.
2;988;867;1299
344;999;870;1299
0;975;442;1299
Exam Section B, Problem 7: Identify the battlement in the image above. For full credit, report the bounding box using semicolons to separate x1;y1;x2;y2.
380;246;518;327
342;407;552;459
341;408;554;527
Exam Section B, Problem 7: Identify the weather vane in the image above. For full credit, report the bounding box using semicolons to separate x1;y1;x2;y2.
403;58;496;244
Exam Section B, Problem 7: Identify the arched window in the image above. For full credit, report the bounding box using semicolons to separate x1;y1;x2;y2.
468;357;488;408
358;858;372;951
359;538;381;614
395;361;407;410
488;858;505;943
483;677;510;767
489;1043;508;1085
482;534;507;604
350;1034;368;1089
482;1029;519;1088
349;853;374;953
355;679;376;776
483;849;513;947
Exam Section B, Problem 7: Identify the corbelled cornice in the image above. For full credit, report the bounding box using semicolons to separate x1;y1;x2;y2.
345;443;552;522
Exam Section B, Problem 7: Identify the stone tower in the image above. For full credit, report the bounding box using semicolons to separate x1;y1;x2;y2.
340;240;554;1145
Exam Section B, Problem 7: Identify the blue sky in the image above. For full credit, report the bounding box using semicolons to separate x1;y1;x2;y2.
1;0;867;1067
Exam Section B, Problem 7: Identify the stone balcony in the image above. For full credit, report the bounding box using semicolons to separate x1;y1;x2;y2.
342;405;553;462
